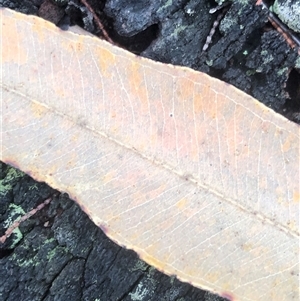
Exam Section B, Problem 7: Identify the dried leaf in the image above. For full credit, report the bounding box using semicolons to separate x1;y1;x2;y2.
1;8;299;301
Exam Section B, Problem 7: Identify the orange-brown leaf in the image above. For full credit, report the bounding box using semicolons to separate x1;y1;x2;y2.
1;8;299;301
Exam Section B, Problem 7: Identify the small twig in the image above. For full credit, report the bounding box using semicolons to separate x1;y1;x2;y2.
202;2;231;52
0;195;56;244
268;12;299;48
203;1;300;54
208;1;231;14
79;0;114;45
256;0;300;53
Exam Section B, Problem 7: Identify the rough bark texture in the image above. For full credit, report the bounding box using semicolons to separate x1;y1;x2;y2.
0;0;299;300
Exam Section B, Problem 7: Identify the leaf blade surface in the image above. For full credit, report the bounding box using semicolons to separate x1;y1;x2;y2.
1;8;299;301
